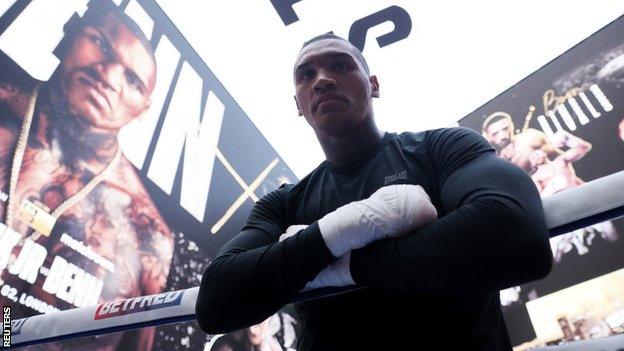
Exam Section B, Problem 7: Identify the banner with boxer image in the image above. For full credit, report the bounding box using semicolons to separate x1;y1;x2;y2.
0;0;297;350
458;15;624;350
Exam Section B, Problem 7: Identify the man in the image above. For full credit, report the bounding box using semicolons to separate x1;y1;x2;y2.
481;111;515;155
529;130;591;196
0;1;173;350
482;111;558;172
196;34;552;350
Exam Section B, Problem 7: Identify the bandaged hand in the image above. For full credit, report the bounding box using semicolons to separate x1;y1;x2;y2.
301;251;354;291
278;224;309;242
279;185;437;290
279;225;354;291
318;184;437;257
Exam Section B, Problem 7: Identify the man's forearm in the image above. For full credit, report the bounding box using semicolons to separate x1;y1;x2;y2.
351;196;551;294
350;156;552;294
196;223;334;334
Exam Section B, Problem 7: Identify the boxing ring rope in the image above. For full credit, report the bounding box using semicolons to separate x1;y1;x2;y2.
9;170;624;348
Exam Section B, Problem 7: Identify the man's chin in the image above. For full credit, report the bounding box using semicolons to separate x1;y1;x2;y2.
317;121;359;138
69;105;119;131
495;141;511;149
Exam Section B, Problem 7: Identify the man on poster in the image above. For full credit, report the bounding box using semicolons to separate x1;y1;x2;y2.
528;130;591;195
0;1;173;349
196;34;552;350
481;111;558;172
528;130;618;261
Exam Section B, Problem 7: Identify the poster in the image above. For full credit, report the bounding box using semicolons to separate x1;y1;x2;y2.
0;0;297;349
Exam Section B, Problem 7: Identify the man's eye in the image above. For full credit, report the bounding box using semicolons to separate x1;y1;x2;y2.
88;34;104;48
334;63;348;71
87;33;110;55
299;70;315;81
126;73;144;93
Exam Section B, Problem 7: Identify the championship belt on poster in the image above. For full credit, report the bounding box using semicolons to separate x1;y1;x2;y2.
15;199;55;237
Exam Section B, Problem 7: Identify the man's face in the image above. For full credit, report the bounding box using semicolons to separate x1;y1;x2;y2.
293;39;379;137
485;118;513;148
59;11;156;131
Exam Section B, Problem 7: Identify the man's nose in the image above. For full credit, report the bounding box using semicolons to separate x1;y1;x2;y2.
313;70;336;93
96;62;123;93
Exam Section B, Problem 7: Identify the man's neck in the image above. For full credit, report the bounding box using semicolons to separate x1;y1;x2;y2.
35;83;119;172
317;118;384;169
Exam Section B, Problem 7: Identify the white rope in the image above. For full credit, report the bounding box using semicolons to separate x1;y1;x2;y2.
543;170;624;236
10;288;198;347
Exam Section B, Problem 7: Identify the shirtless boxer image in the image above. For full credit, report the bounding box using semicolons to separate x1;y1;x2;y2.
0;1;173;349
528;131;618;262
481;111;558;173
529;130;590;196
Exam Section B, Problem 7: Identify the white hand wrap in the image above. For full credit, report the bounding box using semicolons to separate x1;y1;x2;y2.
278;224;309;242
279;225;355;291
318;184;437;257
301;251;354;291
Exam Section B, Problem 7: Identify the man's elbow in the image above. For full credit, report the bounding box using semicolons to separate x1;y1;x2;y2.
511;219;553;285
527;237;552;282
195;277;221;334
195;266;236;334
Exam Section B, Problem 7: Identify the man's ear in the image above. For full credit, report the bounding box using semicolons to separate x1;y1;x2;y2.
141;99;152;115
370;75;380;98
294;96;303;116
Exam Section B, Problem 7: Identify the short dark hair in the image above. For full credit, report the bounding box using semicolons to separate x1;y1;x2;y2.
300;33;370;75
482;111;513;133
54;0;155;63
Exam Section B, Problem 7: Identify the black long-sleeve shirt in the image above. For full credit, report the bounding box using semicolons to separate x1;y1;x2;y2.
196;127;552;350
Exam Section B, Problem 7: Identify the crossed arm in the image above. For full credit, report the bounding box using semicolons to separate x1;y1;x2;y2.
195;128;552;334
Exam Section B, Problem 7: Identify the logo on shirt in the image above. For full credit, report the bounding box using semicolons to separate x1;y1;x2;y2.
384;170;408;185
